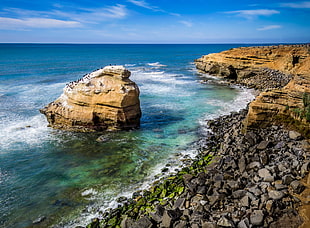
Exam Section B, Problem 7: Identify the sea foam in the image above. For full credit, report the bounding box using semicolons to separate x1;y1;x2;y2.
147;62;167;67
0;115;52;151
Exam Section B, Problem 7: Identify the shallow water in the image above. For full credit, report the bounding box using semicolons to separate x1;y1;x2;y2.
0;44;256;227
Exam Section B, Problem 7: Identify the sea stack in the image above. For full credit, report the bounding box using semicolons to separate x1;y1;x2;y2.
40;65;141;132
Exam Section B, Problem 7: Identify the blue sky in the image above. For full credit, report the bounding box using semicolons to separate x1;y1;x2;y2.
0;0;309;43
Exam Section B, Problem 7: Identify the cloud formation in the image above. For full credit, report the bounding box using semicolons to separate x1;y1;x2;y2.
53;4;128;23
0;4;128;30
281;1;310;8
127;0;161;11
179;20;193;27
101;4;127;18
257;25;282;31
0;17;81;29
0;0;308;43
226;9;280;18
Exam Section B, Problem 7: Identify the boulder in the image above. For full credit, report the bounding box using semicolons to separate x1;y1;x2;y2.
135;216;153;228
250;210;264;226
217;216;234;227
290;180;305;194
268;190;285;200
289;131;302;140
238;218;250;228
258;168;272;179
257;141;271;150
40;66;141;132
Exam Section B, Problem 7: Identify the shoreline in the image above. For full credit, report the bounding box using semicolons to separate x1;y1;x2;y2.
2;44;308;228
84;105;309;228
84;44;309;228
56;81;255;228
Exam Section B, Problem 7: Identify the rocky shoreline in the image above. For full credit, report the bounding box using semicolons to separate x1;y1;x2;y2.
195;44;310;136
81;45;310;228
83;104;309;228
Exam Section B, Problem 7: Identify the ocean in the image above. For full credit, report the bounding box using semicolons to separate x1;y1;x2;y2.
0;44;255;227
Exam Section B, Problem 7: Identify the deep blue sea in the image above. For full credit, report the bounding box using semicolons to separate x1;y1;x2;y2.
0;44;256;227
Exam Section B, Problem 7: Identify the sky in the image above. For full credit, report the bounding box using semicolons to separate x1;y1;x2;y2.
0;0;309;43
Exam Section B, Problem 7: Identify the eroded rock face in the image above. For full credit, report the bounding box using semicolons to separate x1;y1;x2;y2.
40;65;141;132
195;44;310;135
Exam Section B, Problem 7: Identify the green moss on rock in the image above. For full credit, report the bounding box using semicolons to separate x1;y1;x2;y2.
86;154;214;227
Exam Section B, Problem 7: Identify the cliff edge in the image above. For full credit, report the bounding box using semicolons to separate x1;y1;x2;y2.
40;65;141;132
195;44;310;137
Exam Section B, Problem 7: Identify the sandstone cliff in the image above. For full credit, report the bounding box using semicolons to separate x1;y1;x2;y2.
195;44;310;136
40;66;141;132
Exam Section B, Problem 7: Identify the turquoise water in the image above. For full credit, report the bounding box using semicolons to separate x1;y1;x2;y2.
0;44;255;227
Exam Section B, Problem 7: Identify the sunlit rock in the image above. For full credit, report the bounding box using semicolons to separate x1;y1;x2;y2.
40;65;141;132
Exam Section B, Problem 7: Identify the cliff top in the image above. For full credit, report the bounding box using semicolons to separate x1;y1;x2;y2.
195;44;310;136
199;44;310;76
101;65;131;79
64;65;132;92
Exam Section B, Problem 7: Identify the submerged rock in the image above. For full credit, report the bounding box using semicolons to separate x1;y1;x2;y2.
40;66;141;132
32;216;46;224
96;135;110;142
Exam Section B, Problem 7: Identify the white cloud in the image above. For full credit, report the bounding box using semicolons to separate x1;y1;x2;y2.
0;17;81;29
226;9;280;18
53;4;128;23
281;1;310;8
2;4;128;26
179;20;193;27
127;0;181;17
257;25;282;31
53;3;64;9
170;13;181;17
127;0;160;11
127;0;151;9
3;7;50;18
102;4;127;18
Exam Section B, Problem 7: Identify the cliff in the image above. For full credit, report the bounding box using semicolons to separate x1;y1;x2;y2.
195;44;310;136
40;65;141;132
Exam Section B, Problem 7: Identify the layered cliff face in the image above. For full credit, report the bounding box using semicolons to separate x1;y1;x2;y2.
195;45;310;135
40;66;141;132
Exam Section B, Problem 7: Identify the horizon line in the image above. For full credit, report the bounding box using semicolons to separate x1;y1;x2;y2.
0;42;309;45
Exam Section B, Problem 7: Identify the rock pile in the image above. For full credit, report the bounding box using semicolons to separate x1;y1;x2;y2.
237;68;292;90
40;66;141;132
86;108;309;228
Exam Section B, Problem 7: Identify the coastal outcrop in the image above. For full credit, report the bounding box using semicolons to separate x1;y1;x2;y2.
195;44;310;136
40;65;141;132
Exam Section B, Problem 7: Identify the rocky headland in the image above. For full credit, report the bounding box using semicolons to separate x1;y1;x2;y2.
40;65;141;132
195;44;310;137
78;45;310;228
